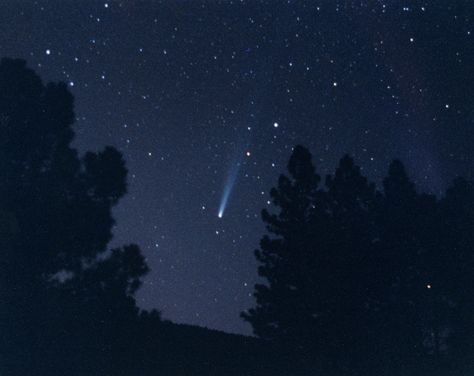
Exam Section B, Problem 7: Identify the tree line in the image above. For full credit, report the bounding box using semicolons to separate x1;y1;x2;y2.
1;58;473;375
243;146;474;375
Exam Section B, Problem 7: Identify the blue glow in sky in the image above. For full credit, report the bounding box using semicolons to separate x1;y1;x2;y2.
218;160;241;218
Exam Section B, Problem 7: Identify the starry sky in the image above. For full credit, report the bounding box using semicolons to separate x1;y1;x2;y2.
1;0;473;335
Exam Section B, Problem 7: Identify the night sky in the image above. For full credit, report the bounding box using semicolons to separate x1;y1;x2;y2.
1;1;473;335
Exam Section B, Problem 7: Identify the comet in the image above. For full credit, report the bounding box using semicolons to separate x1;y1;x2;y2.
218;160;241;218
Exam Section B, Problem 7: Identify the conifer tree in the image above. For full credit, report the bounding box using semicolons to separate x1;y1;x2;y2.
0;58;149;375
241;146;321;368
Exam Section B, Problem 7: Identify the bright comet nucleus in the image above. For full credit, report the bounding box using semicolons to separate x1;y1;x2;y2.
217;160;242;218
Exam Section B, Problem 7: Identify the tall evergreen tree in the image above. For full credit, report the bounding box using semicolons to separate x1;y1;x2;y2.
376;160;422;374
379;160;445;374
0;58;150;375
321;155;380;375
241;145;322;371
243;148;380;375
439;177;474;373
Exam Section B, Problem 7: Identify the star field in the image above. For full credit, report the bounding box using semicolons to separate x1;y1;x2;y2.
1;0;473;334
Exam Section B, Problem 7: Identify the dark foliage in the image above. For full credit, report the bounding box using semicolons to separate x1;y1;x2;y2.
0;58;150;375
244;145;474;376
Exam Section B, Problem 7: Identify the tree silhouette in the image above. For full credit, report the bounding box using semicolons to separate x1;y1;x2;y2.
322;154;381;375
378;160;432;374
0;58;150;375
245;145;474;375
241;145;322;372
438;177;474;373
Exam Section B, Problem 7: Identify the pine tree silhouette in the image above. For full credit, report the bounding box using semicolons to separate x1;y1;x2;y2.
438;177;474;374
241;145;321;372
244;146;474;376
0;58;150;375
